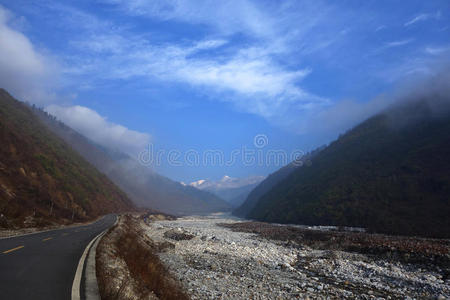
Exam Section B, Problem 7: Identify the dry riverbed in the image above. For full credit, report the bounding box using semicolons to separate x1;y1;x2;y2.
145;214;450;299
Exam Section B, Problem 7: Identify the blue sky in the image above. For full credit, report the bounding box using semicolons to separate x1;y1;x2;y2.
0;0;449;182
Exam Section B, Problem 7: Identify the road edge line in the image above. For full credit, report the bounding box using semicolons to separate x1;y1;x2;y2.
83;230;107;300
71;229;107;300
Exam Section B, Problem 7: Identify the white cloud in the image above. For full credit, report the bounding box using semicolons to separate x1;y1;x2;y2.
385;39;414;48
404;12;441;27
52;1;335;123
368;39;414;57
41;0;446;137
376;56;442;84
45;105;151;156
7;1;444;139
405;14;430;26
102;0;276;38
0;5;151;156
70;34;128;54
53;3;325;119
0;5;57;104
78;38;321;118
102;0;339;55
191;39;228;51
425;46;450;55
181;58;306;96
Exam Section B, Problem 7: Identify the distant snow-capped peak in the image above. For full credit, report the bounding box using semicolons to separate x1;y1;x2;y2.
220;175;232;182
189;175;265;191
189;179;208;188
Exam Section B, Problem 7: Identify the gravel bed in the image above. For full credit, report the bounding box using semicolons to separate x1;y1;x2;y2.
145;215;449;299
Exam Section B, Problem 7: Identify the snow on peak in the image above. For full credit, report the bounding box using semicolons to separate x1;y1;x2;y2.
190;179;208;188
221;175;232;182
189;175;265;191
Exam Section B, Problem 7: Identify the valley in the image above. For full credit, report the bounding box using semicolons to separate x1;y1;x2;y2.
1;1;450;298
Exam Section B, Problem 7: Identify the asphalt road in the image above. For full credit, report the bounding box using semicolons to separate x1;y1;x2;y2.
0;214;116;300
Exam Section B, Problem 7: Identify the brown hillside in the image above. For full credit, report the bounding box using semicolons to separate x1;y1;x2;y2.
0;89;134;228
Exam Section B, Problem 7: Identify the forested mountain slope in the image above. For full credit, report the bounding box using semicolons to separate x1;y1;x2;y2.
0;89;133;228
234;147;324;218
245;97;450;238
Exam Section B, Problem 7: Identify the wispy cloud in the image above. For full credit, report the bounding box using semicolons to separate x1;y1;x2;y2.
5;0;448;143
101;0;276;38
102;0;342;55
385;39;414;48
376;57;435;83
404;12;441;27
47;0;447;131
368;39;414;57
191;39;228;51
69;36;322;118
425;46;450;55
52;1;336;121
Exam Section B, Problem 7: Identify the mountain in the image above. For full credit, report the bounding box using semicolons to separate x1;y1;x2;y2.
242;96;450;238
190;175;265;190
233;147;324;217
233;164;298;217
189;179;208;189
32;107;231;216
215;183;261;208
189;175;265;207
0;89;133;228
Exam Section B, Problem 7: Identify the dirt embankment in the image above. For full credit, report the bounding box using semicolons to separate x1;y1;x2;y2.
96;213;188;300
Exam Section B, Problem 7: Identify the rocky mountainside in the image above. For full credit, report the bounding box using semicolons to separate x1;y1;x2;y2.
242;96;450;238
0;89;134;228
33;107;231;215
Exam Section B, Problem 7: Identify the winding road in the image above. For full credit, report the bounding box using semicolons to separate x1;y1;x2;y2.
0;214;116;300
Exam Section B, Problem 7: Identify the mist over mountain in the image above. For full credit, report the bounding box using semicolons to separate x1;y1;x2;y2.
32;106;231;216
239;72;450;238
0;89;133;227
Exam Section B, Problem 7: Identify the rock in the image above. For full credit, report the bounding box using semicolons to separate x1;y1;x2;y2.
163;228;195;241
